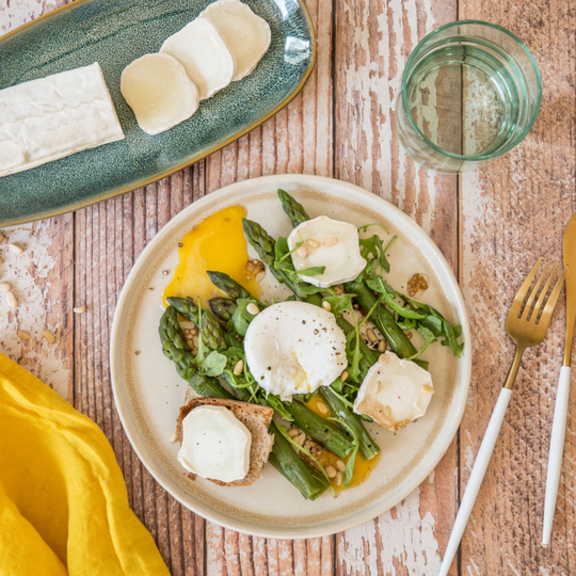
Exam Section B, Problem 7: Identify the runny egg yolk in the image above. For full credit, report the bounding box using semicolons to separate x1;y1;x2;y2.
162;206;262;307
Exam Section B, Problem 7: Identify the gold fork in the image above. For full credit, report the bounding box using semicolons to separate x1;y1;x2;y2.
439;258;566;576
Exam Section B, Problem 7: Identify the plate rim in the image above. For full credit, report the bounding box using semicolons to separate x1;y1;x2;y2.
110;174;472;538
0;0;317;227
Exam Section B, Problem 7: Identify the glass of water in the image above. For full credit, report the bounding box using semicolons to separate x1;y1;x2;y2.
395;20;541;174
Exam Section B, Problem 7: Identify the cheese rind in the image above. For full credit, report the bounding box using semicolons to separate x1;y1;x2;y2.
200;0;271;81
0;63;124;177
177;405;252;482
160;17;236;100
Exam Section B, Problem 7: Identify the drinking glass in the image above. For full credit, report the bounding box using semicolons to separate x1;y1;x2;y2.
395;21;542;174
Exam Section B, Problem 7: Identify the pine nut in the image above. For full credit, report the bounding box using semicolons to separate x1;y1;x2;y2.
341;370;349;382
335;471;344;486
307;238;320;248
246;303;259;315
316;401;329;415
170;430;178;444
323;237;339;248
42;330;55;343
367;328;377;343
378;340;386;352
295;432;306;445
6;292;18;308
325;465;337;479
336;459;346;472
0;282;11;292
73;305;86;314
373;381;381;395
288;427;300;438
322;301;332;311
297;245;308;258
378;354;388;365
18;330;30;340
334;286;344;295
8;243;23;254
421;384;435;395
233;359;244;376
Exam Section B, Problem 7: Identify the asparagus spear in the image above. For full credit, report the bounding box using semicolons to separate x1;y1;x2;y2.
278;188;308;226
267;420;330;500
207;271;252;300
167;296;230;350
241;218;322;305
159;306;233;399
344;278;418;359
209;297;237;322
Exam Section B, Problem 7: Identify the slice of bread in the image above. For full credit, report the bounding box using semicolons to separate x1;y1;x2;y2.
176;398;274;487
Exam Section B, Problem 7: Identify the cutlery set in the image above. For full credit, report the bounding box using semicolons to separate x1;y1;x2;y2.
440;212;576;575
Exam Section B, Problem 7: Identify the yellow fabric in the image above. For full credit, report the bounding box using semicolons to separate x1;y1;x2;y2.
0;352;171;576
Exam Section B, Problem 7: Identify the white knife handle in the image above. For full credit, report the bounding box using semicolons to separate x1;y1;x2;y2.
542;366;572;547
438;388;512;576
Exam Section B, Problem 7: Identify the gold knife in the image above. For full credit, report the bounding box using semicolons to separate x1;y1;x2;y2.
542;211;576;547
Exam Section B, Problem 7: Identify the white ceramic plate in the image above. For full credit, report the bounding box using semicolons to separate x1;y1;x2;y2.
110;174;471;538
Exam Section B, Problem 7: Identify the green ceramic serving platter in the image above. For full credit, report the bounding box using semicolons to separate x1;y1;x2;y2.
0;0;316;226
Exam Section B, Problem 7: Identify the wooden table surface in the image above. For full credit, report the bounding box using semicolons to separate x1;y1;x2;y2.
1;0;575;574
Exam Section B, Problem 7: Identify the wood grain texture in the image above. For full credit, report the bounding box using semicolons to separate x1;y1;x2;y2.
3;0;576;574
458;0;576;574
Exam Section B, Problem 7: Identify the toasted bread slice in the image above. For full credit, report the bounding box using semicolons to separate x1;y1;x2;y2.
176;398;274;487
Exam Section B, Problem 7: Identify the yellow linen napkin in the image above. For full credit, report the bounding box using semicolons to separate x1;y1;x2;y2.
0;352;171;576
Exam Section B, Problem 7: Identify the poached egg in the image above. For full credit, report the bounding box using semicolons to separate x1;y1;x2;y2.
244;301;348;401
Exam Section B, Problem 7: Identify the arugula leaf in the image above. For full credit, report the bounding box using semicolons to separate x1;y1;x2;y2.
367;276;427;320
322;293;356;318
273;237;326;296
359;234;395;276
230;298;261;337
199;351;227;376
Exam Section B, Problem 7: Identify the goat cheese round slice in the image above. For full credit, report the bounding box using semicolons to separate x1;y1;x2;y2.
177;405;251;482
121;53;200;135
353;352;434;430
160;17;236;100
287;216;367;288
244;301;348;401
200;0;271;81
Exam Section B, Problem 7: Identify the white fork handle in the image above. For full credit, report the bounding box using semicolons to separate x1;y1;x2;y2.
542;366;572;547
438;388;512;576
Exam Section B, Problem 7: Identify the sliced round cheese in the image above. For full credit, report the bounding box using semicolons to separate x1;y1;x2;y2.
353;352;434;431
287;215;367;288
200;0;271;81
121;53;199;135
160;17;236;100
244;301;348;401
177;405;251;482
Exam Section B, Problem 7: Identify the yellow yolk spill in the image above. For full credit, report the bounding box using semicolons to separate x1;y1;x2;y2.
162;206;262;307
305;394;382;491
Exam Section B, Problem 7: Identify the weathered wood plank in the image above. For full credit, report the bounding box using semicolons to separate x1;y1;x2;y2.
73;165;205;574
458;0;576;573
333;0;459;573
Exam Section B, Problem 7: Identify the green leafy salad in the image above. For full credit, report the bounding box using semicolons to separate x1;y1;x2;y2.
159;189;464;500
